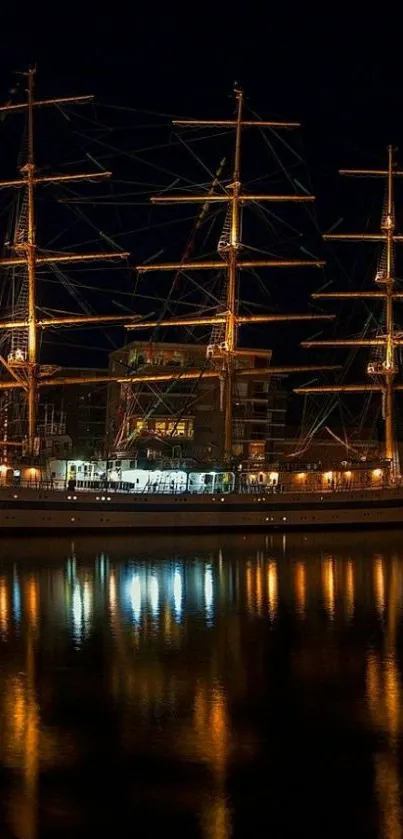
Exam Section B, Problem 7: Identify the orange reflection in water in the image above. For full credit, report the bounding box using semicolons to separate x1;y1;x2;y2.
192;682;231;839
246;565;253;613
1;639;39;839
374;752;402;839
255;565;263;615
374;555;385;617
0;576;8;636
193;682;229;777
345;560;354;619
294;562;306;616
267;561;278;621
366;565;403;839
322;556;335;619
200;794;231;839
367;650;402;839
26;577;39;629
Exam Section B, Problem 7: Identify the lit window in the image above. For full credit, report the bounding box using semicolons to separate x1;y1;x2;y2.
248;441;265;460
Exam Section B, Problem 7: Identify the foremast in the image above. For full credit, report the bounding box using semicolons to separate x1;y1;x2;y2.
129;87;340;463
295;146;403;477
0;67;137;455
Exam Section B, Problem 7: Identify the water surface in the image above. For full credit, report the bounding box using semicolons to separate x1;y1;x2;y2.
0;530;401;838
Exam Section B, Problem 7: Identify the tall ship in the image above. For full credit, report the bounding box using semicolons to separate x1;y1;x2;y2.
0;72;402;529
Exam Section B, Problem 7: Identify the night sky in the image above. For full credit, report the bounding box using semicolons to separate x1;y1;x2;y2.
1;3;400;165
0;2;402;391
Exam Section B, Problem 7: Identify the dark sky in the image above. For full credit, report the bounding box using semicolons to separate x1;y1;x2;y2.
0;2;402;380
1;3;401;166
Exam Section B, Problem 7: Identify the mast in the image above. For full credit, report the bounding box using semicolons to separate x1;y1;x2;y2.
223;86;243;459
132;87;339;464
25;68;37;454
295;146;403;477
384;145;396;464
0;68;134;455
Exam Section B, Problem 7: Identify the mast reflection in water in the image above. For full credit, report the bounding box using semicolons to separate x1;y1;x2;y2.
0;531;402;837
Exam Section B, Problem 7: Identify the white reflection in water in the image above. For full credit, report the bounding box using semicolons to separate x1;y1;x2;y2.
12;574;21;624
109;572;116;617
72;584;83;642
149;575;159;616
204;566;214;623
97;555;105;586
83;580;92;633
130;574;141;623
67;556;76;584
173;568;182;622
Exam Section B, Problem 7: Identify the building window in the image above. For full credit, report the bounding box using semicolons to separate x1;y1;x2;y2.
133;419;146;434
154;419;194;438
253;381;268;394
248;441;265;460
235;382;248;398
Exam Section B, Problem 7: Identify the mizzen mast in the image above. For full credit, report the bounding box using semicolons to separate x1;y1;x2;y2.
132;87;338;463
295;146;403;476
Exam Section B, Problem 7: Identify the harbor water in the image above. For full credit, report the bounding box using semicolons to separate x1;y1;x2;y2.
0;530;401;838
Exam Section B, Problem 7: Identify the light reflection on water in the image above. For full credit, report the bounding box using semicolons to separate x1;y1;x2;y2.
0;531;402;837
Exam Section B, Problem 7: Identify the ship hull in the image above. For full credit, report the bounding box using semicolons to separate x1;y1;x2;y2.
1;486;403;531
